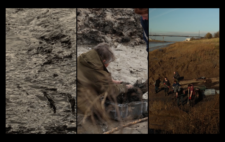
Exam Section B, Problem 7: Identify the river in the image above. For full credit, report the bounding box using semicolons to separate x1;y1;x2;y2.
149;36;192;52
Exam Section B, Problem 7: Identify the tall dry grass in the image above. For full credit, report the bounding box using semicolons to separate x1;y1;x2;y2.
149;94;219;134
149;38;219;133
77;87;144;134
148;38;219;85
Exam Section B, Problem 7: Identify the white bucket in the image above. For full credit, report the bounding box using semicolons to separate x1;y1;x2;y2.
204;89;216;96
216;90;219;94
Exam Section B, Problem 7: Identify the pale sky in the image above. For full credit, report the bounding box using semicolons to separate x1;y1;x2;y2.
149;8;219;36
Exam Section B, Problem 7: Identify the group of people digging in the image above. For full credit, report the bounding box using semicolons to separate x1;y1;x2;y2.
154;71;200;106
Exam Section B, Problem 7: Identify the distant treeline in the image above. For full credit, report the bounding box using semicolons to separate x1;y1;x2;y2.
190;31;219;41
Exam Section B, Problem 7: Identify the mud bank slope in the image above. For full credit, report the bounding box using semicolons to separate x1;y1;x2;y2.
77;8;145;47
6;8;76;134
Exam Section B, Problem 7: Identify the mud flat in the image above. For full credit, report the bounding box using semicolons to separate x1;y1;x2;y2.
77;43;148;134
6;8;76;134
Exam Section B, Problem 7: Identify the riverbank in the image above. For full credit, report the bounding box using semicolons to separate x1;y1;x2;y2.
149;39;171;43
148;38;219;134
149;38;219;84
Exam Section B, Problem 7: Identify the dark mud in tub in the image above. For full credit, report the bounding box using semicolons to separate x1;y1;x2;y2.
6;8;76;134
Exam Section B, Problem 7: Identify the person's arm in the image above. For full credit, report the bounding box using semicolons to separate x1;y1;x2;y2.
111;79;133;89
99;82;128;96
140;17;149;52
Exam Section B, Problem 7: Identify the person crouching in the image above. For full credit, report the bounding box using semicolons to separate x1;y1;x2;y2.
77;43;133;121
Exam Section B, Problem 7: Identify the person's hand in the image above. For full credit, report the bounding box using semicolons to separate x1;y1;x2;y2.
112;79;122;84
114;80;123;84
126;84;133;89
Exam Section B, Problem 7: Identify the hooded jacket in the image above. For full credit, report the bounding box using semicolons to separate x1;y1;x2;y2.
77;49;128;114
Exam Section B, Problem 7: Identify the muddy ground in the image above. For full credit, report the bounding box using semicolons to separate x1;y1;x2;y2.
77;44;148;134
6;8;76;134
77;8;145;47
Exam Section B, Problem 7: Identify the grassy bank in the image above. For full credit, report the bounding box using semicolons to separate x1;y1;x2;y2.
148;38;219;85
148;38;219;134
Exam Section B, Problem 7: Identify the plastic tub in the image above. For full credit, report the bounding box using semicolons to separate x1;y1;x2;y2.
216;90;219;94
204;89;216;96
105;100;148;120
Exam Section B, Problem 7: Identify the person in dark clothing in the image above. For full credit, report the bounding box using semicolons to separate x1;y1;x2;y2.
134;8;149;59
163;77;170;96
176;89;185;106
173;71;180;83
172;80;181;95
154;77;161;94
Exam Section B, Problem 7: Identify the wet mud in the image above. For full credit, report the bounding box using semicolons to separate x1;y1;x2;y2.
6;8;76;134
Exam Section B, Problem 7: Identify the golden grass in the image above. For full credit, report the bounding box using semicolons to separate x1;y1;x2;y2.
149;94;219;134
150;38;219;58
77;87;146;134
148;38;219;134
148;38;219;85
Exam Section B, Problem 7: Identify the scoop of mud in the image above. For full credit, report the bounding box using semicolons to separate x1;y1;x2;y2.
116;79;148;103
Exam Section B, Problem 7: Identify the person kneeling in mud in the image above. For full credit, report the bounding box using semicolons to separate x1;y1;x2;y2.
77;43;134;121
163;77;170;96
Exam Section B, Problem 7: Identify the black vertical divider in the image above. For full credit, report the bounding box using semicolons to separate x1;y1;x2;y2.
148;8;150;134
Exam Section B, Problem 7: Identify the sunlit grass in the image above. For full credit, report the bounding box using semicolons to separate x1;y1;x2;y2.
149;94;219;134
